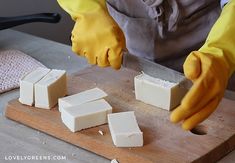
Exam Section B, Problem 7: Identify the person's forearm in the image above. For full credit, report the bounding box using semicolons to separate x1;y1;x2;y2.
171;0;235;130
200;0;235;76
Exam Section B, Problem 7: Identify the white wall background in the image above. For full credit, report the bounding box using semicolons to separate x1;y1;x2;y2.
0;0;74;45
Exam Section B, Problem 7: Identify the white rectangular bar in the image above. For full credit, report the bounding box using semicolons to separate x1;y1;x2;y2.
61;99;112;132
134;73;187;111
35;69;67;109
19;67;51;106
58;87;107;112
108;111;143;147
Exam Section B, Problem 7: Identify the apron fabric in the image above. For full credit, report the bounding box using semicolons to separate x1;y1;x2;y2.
106;0;235;91
106;0;221;72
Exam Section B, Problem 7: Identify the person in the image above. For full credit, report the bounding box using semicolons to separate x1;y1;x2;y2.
57;0;235;130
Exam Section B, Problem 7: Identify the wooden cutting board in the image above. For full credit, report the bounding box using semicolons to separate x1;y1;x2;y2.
5;66;235;163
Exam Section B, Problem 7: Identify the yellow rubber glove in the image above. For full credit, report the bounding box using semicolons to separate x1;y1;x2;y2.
170;0;235;130
57;0;126;69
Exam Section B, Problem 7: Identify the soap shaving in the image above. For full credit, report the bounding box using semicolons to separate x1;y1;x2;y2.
141;71;177;88
98;130;104;136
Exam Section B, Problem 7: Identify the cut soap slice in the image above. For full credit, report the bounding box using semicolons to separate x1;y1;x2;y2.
61;99;112;132
134;73;187;111
108;111;143;147
19;67;51;106
35;69;67;109
58;87;107;112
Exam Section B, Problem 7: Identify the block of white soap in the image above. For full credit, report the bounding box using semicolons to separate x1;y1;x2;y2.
58;87;107;112
19;67;51;106
108;111;143;147
35;69;67;109
61;99;112;132
134;73;187;111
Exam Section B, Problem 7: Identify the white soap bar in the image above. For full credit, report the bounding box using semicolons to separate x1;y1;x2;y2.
35;69;67;109
58;87;107;112
19;67;51;106
108;111;143;147
61;99;112;132
134;73;187;111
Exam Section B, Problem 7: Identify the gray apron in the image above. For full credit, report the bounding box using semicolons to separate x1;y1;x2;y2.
107;0;235;91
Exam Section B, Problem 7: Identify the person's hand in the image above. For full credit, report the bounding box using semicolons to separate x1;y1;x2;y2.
71;12;125;69
170;0;235;130
57;0;126;69
170;51;230;130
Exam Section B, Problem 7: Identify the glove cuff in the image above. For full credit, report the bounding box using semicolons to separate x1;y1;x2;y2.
57;0;107;20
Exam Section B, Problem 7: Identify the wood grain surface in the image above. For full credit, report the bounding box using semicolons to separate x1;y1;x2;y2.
5;66;235;163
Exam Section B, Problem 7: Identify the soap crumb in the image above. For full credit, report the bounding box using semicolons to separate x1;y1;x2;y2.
68;56;71;59
42;141;46;145
98;130;104;136
111;159;119;163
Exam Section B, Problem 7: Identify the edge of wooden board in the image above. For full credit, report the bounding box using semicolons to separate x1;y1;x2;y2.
4;99;154;163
